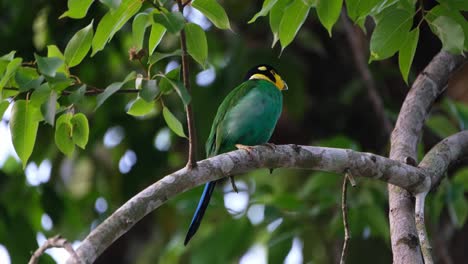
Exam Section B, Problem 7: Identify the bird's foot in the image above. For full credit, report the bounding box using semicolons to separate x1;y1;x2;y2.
235;144;254;152
261;143;276;150
229;176;238;193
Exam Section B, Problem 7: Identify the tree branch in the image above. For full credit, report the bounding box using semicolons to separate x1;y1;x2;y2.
388;50;466;264
66;143;463;264
177;0;198;169
29;235;80;264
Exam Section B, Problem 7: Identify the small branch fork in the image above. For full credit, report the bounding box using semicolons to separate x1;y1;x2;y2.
340;170;356;264
29;235;80;264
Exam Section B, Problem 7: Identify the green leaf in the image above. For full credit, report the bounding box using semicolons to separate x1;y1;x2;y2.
92;0;142;56
453;167;468;190
148;22;167;55
127;97;155;116
436;0;468;11
0;100;9;119
42;90;57;126
159;67;180;93
0;58;22;97
279;0;310;51
192;0;231;29
9;100;41;168
454;102;468;130
248;0;279;24
346;0;381;23
1;51;16;61
140;79;159;102
60;0;94;19
158;74;191;105
427;5;468;50
65;20;94;67
69;85;87;104
71;113;89;149
162;107;187;138
132;13;150;50
316;0;343;36
148;50;182;64
398;28;419;84
185;23;208;67
55;113;75;156
430;16;464;54
447;183;468;227
95;82;124;110
270;0;293;48
153;11;185;34
100;0;122;9
426;114;459;138
34;54;64;77
369;8;412;61
47;45;69;76
30;83;52;107
15;67;44;92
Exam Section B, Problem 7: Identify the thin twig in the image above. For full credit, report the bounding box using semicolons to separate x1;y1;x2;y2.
340;172;352;264
177;0;198;169
415;192;434;264
340;10;393;140
29;235;81;264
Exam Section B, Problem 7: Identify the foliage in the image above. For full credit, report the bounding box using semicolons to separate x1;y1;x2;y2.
0;0;467;263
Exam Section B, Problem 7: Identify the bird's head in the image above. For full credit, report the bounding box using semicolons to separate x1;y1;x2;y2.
245;64;288;91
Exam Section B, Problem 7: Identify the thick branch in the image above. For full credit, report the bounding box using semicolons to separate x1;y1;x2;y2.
67;144;434;264
388;51;465;264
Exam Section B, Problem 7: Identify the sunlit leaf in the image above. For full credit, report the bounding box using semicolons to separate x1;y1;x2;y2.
55;113;75;156
34;54;64;77
248;0;279;24
153;11;185;34
163;107;187;138
42;90;57;126
430;16;464;54
65;20;94;67
279;0;310;51
369;8;412;61
316;0;343;36
0;100;9;119
47;45;69;76
149;22;167;55
127;97;155;116
60;0;94;19
270;0;293;48
92;0;142;56
71;113;89;149
398;28;419;84
100;0;122;9
345;0;380;24
140;79;159;102
0;58;22;96
192;0;231;30
426;4;468;50
30;83;52;107
9;100;42;167
132;13;150;50
185;23;208;67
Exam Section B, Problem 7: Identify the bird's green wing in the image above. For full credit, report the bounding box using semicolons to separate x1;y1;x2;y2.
205;80;259;157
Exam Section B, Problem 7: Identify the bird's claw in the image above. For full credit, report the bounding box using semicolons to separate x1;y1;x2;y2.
235;144;254;152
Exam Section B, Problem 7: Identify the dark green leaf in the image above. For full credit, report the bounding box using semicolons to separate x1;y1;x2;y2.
279;0;310;51
60;0;94;19
127;97;155;116
162;107;187;138
15;67;44;92
316;0;343;36
192;0;231;29
55;113;75;156
0;58;22;96
95;82;124;110
248;0;279;24
9;100;42;167
185;23;208;67
69;85;87;104
65;20;94;67
159;67;180;93
427;5;468;50
369;8;412;61
270;0;293;47
92;0;142;56
47;45;69;76
427;114;459;138
454;102;468;130
148;22;167;55
132;13;150;50
148;50;182;64
30;83;52;107
140;79;159;102
454;167;468;190
158;74;191;105
430;16;464;54
447;183;468;227
71;113;89;149
436;0;468;11
34;54;64;77
346;0;381;24
398;28;419;84
153;11;185;34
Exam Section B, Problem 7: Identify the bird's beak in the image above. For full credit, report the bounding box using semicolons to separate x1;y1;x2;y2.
282;80;288;91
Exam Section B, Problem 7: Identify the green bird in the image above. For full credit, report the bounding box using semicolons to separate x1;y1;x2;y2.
184;64;288;245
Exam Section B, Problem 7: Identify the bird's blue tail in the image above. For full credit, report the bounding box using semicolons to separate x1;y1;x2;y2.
184;181;217;245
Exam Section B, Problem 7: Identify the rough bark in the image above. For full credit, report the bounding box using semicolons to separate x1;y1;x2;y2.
388;51;466;264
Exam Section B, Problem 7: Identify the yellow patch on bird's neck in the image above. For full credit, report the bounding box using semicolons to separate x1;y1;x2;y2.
249;73;287;91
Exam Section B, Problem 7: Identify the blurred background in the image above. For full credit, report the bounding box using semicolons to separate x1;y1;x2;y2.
0;0;467;263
